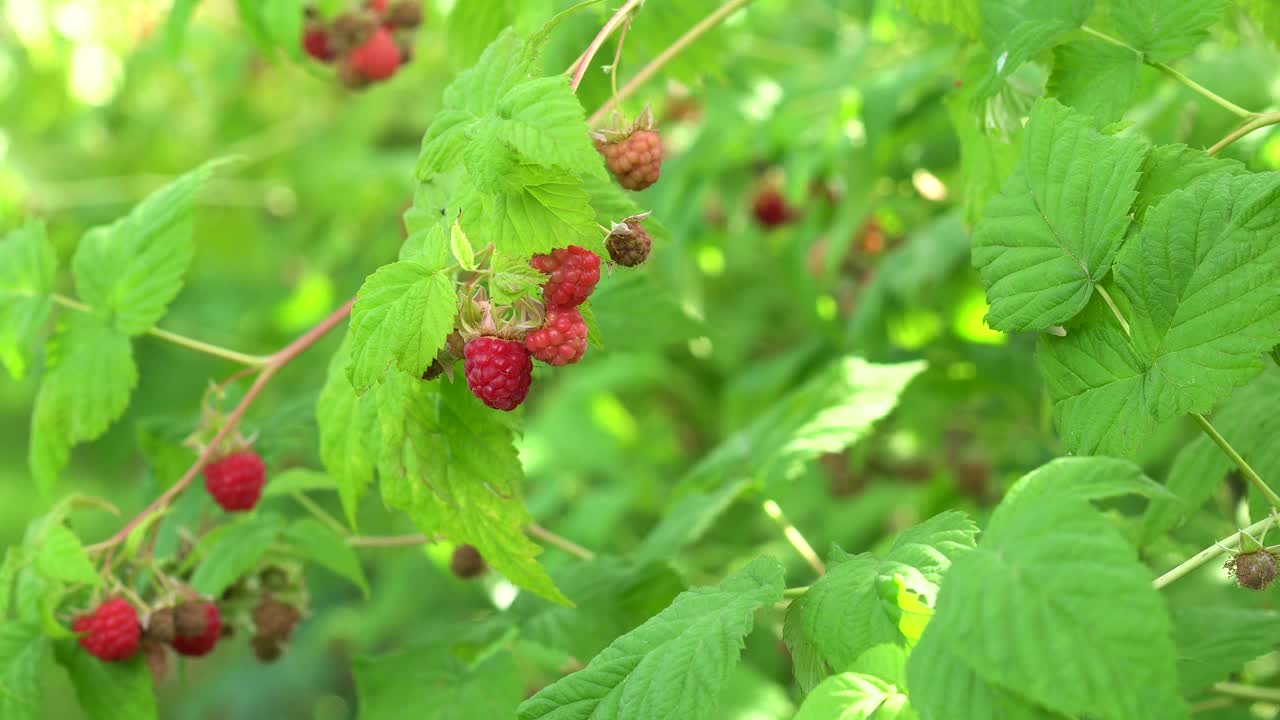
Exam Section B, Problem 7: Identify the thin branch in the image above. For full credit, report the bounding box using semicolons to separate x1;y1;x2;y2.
589;0;755;126
1193;414;1280;510
51;293;270;366
1213;681;1280;703
86;299;354;555
347;534;429;548
1207;111;1280;155
1079;25;1253;119
568;0;645;92
291;491;350;537
761;499;826;575
527;523;597;561
1152;515;1274;590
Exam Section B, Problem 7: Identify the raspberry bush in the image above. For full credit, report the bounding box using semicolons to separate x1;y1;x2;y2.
7;1;1280;719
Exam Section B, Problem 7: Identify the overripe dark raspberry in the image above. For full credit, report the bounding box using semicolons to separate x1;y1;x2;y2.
386;1;422;28
302;28;337;61
252;596;303;644
450;544;486;578
346;26;400;82
1226;550;1279;590
73;598;140;662
144;607;176;643
204;451;266;512
529;246;601;307
331;13;374;52
174;602;209;637
171;602;222;657
752;187;796;229
464;337;533;411
595;129;663;191
142;639;169;682
525;307;588;366
605;221;652;267
252;635;284;663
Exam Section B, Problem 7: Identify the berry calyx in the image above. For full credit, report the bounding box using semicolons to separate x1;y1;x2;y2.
346;27;400;82
302;28;337;62
464;337;533;411
605;212;653;267
203;451;267;512
525;306;588;366
73;598;140;662
450;544;486;578
752;187;797;229
595;129;663;191
171;602;222;657
422;331;465;382
529;246;601;307
1226;550;1279;590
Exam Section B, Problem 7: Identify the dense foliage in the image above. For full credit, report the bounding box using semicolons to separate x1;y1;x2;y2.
5;1;1280;718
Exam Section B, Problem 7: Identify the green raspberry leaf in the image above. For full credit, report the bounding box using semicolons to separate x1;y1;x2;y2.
416;110;477;181
0;221;56;380
189;514;284;597
1171;606;1280;696
30;314;138;495
355;647;524;720
317;333;381;529
34;524;101;587
1110;0;1231;64
944;93;1020;228
793;672;914;720
347;261;457;391
902;0;980;37
377;375;567;605
0;623;46;720
972;98;1146;332
1132;144;1246;223
442;29;528;116
784;512;977;693
71;161;217;336
975;0;1091;98
1041;171;1280;455
283;518;370;597
54;642;157;720
517;556;784;720
1047;39;1141;123
906;457;1187;720
495;76;604;179
472;164;599;258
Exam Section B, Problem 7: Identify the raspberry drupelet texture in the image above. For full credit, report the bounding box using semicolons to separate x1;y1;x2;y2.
204;451;267;512
302;29;337;61
464;337;534;411
529;246;601;307
525;306;588;366
606;223;652;267
73;598;141;662
596;129;663;191
171;602;222;657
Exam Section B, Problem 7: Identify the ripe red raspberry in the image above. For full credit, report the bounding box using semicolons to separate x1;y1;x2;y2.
203;451;266;512
752;187;797;229
170;602;222;657
525;306;588;366
302;28;336;62
464;337;533;411
605;220;652;267
73;598;140;662
529;246;600;307
346;27;400;82
596;129;663;191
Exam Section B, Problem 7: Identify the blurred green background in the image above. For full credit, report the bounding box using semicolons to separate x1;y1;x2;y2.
3;0;1280;717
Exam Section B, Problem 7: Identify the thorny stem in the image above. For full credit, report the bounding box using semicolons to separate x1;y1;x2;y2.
85;299;355;556
51;293;270;367
761;499;826;575
1079;25;1253;119
568;0;645;93
1193;414;1280;510
1152;515;1274;590
589;0;755;126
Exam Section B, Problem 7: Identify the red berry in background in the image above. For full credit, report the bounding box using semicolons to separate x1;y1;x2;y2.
529;246;601;307
525;306;588;366
171;603;222;657
366;0;390;12
203;451;266;512
464;337;533;411
595;129;663;191
752;187;796;229
73;598;140;662
346;27;400;82
302;28;336;62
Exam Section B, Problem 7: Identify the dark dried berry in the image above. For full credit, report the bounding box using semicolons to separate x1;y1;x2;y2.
253;596;303;644
252;635;284;663
174;602;210;637
450;544;486;578
1226;550;1278;590
144;607;176;644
